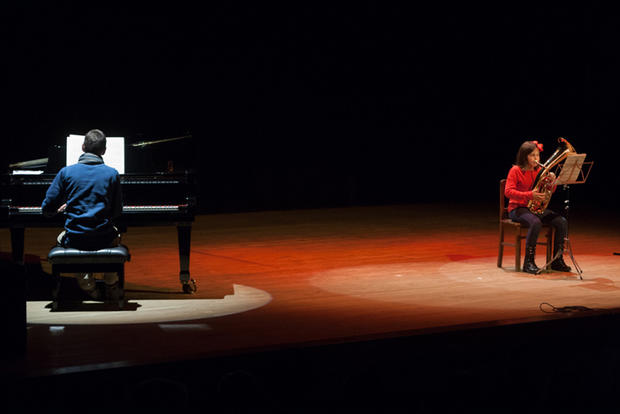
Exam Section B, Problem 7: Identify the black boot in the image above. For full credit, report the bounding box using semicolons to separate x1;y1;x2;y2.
551;242;572;272
523;245;540;274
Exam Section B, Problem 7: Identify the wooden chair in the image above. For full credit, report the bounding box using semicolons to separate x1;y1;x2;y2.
498;179;552;271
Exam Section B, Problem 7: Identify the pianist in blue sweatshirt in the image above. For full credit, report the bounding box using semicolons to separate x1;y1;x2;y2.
41;129;122;251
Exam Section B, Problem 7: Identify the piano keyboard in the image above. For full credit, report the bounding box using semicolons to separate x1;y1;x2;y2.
11;178;183;186
14;206;42;213
122;205;187;212
14;205;188;214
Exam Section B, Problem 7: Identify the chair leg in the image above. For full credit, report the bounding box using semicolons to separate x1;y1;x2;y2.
515;230;521;272
497;226;504;268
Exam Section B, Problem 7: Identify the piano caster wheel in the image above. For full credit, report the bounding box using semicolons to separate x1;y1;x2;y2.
182;279;197;294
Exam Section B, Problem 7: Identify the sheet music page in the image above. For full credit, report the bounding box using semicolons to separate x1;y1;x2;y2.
67;135;125;174
556;154;586;185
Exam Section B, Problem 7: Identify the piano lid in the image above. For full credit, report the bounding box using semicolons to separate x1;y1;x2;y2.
125;134;195;173
130;134;192;148
15;134;196;174
8;158;48;171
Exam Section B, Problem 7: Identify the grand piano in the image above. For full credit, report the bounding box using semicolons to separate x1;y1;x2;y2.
1;135;198;293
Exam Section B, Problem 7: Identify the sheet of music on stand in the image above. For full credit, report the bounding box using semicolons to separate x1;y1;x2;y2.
555;154;589;185
66;134;125;174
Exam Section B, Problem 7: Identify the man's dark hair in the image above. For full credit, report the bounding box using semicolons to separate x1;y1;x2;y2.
515;141;538;169
83;129;106;155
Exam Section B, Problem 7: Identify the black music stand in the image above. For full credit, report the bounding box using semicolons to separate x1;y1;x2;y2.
541;153;593;279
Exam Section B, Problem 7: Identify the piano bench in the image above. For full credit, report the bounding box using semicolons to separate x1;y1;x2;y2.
48;246;131;310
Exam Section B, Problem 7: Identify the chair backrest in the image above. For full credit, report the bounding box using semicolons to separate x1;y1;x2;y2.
499;179;508;221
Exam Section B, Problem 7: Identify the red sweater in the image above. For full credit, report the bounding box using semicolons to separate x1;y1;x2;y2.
504;165;540;212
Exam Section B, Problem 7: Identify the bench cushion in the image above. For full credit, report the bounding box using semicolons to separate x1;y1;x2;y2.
48;246;130;264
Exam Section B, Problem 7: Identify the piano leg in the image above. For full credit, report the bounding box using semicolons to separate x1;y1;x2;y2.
10;226;25;265
177;222;196;293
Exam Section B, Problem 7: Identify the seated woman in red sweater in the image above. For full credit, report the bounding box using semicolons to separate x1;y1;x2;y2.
505;140;571;274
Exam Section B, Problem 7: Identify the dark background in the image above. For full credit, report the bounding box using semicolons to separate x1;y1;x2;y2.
4;4;618;214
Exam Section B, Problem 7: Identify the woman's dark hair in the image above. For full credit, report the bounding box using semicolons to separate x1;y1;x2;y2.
83;129;106;154
515;141;538;168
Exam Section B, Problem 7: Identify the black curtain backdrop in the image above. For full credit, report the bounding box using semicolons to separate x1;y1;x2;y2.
4;4;619;213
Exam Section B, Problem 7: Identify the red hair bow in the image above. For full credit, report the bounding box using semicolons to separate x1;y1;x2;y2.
532;140;543;152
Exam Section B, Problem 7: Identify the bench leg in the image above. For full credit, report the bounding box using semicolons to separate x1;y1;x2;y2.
51;267;61;311
117;266;125;309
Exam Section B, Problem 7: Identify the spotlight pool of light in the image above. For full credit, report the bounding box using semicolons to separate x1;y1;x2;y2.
27;284;272;325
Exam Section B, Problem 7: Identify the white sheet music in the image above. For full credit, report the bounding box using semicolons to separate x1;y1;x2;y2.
66;135;125;174
556;154;586;185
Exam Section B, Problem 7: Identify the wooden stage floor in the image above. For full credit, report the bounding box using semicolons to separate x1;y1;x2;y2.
3;202;620;409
